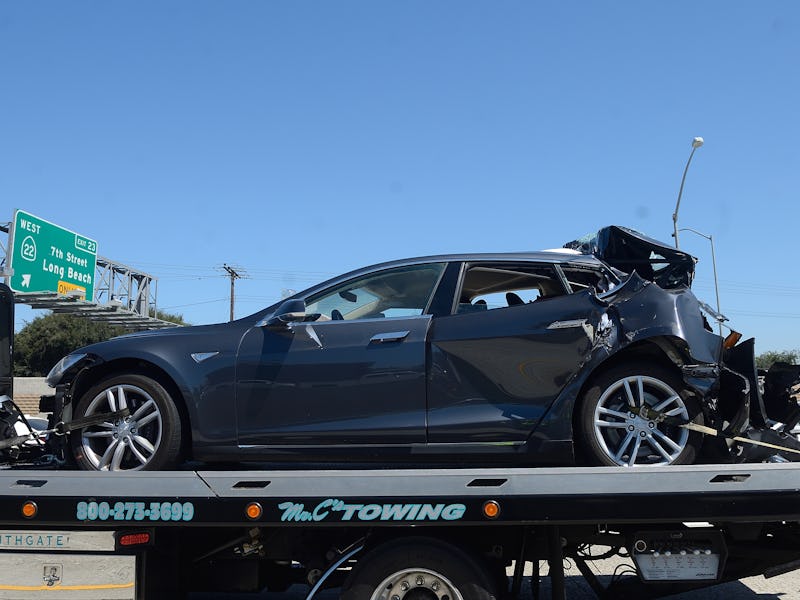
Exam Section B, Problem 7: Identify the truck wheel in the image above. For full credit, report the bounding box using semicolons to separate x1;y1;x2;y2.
578;362;703;466
341;537;498;600
71;374;183;471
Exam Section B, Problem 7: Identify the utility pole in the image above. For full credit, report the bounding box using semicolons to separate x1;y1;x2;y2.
222;264;243;322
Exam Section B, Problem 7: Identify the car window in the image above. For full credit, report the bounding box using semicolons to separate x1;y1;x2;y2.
454;263;566;313
561;266;615;294
305;263;446;321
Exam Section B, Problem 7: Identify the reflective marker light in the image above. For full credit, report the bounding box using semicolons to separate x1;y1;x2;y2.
245;502;263;520
21;501;38;519
118;532;151;547
723;330;742;350
482;500;501;519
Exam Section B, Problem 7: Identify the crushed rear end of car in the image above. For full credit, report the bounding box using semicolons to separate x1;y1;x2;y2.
566;226;800;464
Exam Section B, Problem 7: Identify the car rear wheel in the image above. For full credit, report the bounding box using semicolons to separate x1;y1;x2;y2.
71;374;182;471
341;538;498;600
578;363;703;466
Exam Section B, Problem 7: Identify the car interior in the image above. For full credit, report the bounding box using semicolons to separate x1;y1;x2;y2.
455;264;566;313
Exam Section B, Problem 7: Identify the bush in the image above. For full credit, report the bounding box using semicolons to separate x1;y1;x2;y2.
13;313;123;376
755;349;799;370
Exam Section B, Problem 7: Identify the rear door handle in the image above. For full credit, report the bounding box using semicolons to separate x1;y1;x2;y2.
369;331;410;343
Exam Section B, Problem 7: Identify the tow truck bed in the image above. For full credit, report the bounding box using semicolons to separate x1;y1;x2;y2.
2;463;800;527
3;463;800;599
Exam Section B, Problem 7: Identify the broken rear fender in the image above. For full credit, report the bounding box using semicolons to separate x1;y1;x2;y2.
604;273;722;366
603;275;762;435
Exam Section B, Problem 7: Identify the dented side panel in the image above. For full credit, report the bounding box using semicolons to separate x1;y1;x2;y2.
426;274;730;455
427;290;607;445
603;274;722;366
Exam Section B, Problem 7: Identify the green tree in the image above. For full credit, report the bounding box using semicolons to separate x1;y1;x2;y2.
13;307;189;376
13;313;124;376
755;349;799;370
149;308;188;326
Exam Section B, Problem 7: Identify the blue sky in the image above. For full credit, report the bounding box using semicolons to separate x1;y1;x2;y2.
1;2;798;353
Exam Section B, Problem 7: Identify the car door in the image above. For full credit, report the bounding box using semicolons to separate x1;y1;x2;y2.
235;263;445;449
427;261;605;445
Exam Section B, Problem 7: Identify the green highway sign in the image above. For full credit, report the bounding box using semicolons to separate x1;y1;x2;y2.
8;210;98;299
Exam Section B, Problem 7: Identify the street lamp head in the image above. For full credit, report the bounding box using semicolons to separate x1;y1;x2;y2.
692;137;704;149
679;227;711;241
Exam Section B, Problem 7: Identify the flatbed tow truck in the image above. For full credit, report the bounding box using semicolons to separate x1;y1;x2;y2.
4;463;800;599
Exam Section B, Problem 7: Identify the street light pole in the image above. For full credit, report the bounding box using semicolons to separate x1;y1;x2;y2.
679;227;722;334
672;137;704;249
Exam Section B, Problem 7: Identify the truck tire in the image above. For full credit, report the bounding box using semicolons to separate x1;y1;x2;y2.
71;373;183;471
578;362;703;466
341;537;498;600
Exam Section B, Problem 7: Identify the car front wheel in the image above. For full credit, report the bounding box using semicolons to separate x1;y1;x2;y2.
579;363;703;467
70;374;183;471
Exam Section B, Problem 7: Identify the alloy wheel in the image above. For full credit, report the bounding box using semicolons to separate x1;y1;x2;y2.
593;375;689;466
79;384;163;471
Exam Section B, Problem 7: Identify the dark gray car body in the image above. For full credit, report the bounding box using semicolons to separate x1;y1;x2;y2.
44;233;754;466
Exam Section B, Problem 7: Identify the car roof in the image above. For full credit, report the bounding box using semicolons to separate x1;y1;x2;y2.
326;251;606;287
359;251;604;270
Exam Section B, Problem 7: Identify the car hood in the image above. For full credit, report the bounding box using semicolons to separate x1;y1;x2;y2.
564;225;696;289
0;284;12;397
95;322;242;352
111;324;195;340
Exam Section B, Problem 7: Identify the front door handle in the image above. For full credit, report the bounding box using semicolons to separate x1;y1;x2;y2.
369;331;410;343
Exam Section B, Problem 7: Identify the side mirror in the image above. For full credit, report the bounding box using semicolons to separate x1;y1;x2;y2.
258;299;320;327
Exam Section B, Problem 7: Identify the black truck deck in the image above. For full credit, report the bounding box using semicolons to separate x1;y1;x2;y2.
2;462;800;528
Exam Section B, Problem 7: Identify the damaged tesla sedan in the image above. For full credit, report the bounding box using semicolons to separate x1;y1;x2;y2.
35;225;800;471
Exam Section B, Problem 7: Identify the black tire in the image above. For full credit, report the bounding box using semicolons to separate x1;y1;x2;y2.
71;373;183;471
578;362;703;467
341;537;499;600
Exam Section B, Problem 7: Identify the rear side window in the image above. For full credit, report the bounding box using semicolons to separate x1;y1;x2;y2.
454;263;566;313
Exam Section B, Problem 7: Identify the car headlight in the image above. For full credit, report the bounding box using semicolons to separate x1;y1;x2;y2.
46;353;88;387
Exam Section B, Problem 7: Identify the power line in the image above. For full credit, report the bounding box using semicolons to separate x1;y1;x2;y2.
160;298;229;310
726;310;800;319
